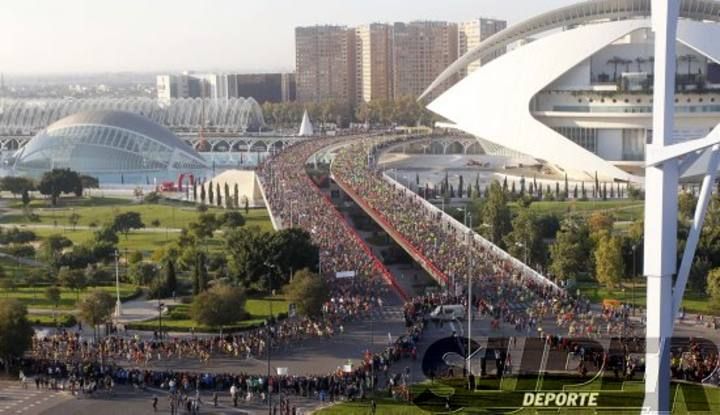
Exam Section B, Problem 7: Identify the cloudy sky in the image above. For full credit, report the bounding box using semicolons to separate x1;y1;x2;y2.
1;0;579;74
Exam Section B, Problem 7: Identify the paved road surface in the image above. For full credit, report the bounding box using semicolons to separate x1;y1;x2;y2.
0;380;70;415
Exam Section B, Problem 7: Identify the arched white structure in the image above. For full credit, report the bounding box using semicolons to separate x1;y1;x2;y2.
427;0;720;182
0;97;266;135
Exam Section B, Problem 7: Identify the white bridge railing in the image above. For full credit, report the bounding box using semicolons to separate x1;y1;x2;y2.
382;172;562;293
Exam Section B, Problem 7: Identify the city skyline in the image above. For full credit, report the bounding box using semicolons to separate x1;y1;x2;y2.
1;0;578;75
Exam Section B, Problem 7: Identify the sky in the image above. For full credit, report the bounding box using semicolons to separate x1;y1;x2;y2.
1;0;580;75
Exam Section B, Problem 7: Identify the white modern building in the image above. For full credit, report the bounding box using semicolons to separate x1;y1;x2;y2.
425;0;720;182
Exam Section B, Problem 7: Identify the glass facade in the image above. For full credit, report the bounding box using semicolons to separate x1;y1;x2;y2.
553;126;598;154
14;111;208;179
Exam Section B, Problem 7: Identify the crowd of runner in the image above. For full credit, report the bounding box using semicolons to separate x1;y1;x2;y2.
18;133;720;414
32;290;384;365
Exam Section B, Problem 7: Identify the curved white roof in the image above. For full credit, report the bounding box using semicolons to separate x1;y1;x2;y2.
421;0;720;100
427;17;720;182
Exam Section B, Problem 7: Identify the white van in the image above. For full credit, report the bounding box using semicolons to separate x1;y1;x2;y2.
430;304;465;321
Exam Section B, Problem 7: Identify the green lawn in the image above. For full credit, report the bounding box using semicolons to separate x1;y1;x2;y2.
130;296;290;332
510;200;644;222
29;227;180;253
0;198;273;232
2;196;130;209
0;283;139;310
576;281;719;315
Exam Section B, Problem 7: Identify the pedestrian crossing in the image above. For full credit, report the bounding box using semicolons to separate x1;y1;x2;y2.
0;381;69;415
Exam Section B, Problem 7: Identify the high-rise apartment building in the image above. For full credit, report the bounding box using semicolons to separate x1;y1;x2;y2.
157;72;296;103
391;21;458;100
156;72;223;101
355;24;393;103
458;18;507;76
295;25;355;103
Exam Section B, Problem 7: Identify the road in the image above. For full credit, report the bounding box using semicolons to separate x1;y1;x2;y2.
0;380;70;415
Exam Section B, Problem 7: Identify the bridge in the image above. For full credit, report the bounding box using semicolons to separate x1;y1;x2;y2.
0;134;306;154
385;135;484;155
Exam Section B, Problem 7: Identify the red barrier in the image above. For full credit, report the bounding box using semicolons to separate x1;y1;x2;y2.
333;175;450;287
304;177;409;302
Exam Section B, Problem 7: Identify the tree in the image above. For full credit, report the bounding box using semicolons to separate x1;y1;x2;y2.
588;211;614;236
243;196;249;214
208;181;214;204
45;286;62;323
0;299;33;372
594;231;624;288
58;268;87;302
38;234;73;269
94;225;119;245
678;191;697;222
284;269;330;317
192;252;208;295
234;183;240;209
129;262;157;286
221;211;246;228
37;168;82;206
707;268;720;306
189;213;218;240
504;209;544;267
78;289;114;340
111;211;145;239
479;181;512;248
549;216;592;280
190;284;246;329
165;258;177;296
216;183;222;207
0;177;35;199
21;190;31;207
200;184;206;204
225;226;272;288
79;175;99;190
224;183;231;208
267;228;319;286
68;212;81;231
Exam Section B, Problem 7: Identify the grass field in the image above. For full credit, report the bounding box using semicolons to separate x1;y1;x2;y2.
317;375;720;414
509;200;644;222
129;296;290;332
0;195;273;230
0;283;139;310
576;281;719;315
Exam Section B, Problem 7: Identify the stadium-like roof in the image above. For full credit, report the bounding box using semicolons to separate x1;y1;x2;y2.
0;97;266;135
421;0;720;100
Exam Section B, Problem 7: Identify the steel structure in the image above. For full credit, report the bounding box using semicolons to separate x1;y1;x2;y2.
644;1;720;412
0;97;266;135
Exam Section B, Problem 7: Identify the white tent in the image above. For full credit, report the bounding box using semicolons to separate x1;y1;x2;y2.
298;109;314;136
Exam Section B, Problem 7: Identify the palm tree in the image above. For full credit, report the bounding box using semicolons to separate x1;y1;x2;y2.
679;54;698;76
622;58;633;73
607;56;625;81
635;57;646;72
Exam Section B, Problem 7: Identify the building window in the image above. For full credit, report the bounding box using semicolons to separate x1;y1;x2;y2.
554;127;598;154
622;129;645;161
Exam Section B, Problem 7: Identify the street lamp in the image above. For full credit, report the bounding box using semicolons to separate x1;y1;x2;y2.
113;250;122;318
631;244;638;316
158;300;165;341
466;230;473;388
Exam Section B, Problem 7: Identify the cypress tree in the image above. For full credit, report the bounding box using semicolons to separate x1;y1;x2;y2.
208;181;214;204
165;258;177;295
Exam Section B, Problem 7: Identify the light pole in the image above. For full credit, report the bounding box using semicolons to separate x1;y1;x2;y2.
113;250;122;318
158;300;165;341
632;244;637;316
466;230;473;388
